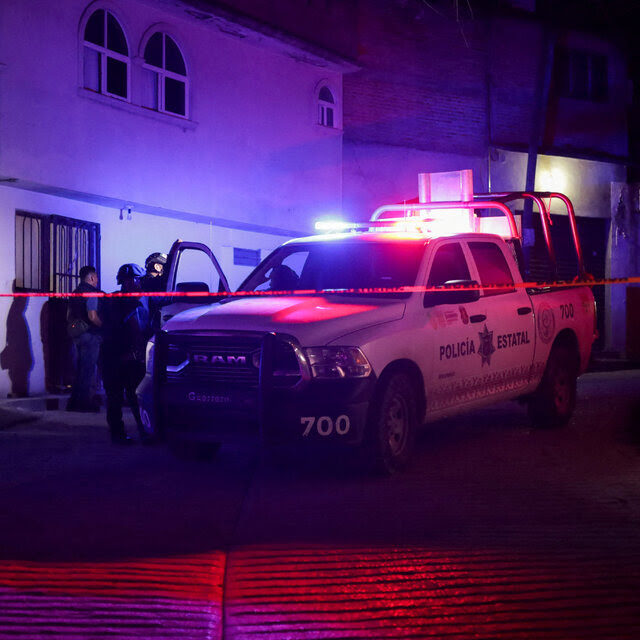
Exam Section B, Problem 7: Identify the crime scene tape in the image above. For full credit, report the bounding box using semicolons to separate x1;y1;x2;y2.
0;276;639;298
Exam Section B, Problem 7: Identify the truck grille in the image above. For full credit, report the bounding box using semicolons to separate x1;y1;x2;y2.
164;333;302;388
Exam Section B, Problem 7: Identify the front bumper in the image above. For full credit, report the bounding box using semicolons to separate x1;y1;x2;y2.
137;331;375;447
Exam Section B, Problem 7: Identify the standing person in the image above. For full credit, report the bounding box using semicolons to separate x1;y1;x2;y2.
140;252;167;291
67;265;102;412
101;263;152;445
141;251;168;330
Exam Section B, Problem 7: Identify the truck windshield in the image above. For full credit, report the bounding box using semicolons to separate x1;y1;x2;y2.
238;239;427;299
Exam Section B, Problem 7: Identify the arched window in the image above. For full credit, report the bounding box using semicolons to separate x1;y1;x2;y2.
83;9;129;99
318;86;335;127
142;32;188;117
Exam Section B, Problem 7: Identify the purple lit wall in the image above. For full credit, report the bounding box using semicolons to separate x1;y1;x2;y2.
0;0;348;396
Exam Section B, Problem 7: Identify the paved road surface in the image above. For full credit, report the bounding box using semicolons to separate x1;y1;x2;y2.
1;370;639;638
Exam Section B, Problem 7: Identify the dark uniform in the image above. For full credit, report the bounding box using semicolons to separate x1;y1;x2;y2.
100;264;151;444
140;252;168;331
67;275;102;411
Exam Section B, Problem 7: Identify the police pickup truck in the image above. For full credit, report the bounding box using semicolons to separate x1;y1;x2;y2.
137;189;596;473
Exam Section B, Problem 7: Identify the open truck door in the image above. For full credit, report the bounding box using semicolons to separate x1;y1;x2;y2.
158;240;230;325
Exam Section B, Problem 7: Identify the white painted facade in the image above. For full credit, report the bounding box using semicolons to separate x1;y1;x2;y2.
0;0;347;397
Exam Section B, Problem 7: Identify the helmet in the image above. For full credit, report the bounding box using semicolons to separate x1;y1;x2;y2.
116;263;145;285
145;252;167;275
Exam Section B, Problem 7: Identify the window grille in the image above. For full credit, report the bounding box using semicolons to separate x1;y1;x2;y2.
15;212;101;293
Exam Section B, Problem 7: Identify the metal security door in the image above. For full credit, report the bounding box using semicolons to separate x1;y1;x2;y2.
47;215;100;392
47;215;101;293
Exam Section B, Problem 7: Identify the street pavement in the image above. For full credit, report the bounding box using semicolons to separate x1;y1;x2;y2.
0;369;639;639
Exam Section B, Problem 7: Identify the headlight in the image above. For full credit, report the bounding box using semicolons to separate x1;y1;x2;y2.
304;347;372;379
145;338;155;374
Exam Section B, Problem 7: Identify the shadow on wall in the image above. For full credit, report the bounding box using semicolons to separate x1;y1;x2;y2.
0;281;34;397
40;298;74;394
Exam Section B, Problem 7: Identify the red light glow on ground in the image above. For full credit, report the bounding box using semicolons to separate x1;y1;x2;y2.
2;545;638;638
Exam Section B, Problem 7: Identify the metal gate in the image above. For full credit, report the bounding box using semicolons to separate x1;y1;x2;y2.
16;211;101;293
15;211;101;392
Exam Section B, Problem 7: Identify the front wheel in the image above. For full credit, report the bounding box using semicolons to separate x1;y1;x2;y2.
529;343;578;428
366;372;417;474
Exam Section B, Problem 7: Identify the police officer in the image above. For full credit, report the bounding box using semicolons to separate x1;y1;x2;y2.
268;264;299;291
67;265;102;412
101;263;152;444
140;252;167;292
141;252;168;330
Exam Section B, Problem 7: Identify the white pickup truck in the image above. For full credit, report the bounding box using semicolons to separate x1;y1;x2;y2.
137;189;596;472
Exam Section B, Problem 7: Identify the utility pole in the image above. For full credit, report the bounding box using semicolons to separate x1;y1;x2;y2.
522;24;557;277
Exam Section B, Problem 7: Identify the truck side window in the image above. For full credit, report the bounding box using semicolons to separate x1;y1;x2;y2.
468;241;515;297
424;243;471;307
427;243;471;287
173;247;222;294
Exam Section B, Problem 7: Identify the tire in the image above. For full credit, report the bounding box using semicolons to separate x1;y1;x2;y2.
529;343;577;428
366;372;417;474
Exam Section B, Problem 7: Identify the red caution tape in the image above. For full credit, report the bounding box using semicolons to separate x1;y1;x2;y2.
0;276;638;298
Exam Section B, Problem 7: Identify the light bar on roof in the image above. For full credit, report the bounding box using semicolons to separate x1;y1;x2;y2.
371;201;519;238
315;197;520;240
314;219;356;233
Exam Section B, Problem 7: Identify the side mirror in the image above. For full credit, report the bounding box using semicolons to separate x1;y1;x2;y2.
424;279;480;308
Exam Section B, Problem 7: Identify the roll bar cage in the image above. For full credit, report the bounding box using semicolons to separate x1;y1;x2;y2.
366;190;585;279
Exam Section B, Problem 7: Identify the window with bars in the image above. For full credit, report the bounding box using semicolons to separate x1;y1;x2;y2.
15;212;101;293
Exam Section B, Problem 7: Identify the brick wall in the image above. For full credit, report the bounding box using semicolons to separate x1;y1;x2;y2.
343;0;628;159
344;0;488;156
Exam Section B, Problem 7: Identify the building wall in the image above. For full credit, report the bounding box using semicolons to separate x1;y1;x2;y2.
0;0;344;233
344;0;488;157
342;144;490;221
489;151;626;219
546;30;629;158
490;19;629;158
608;182;640;357
340;0;490;216
342;2;628;213
0;0;347;397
